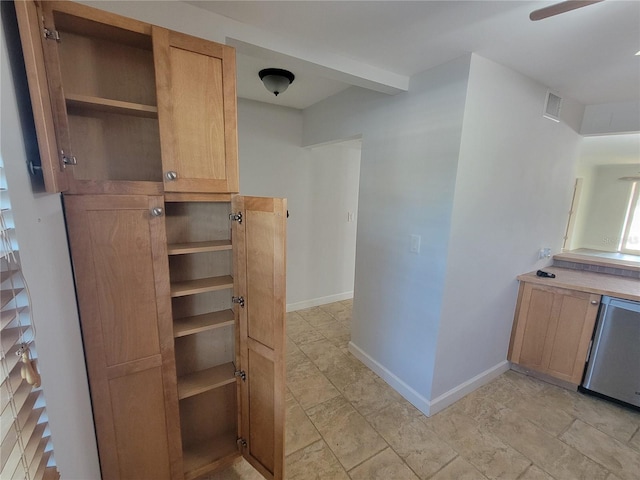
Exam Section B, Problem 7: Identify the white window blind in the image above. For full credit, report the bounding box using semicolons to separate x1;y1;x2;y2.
0;160;59;480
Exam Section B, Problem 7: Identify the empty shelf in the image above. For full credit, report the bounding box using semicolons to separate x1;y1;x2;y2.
65;93;158;118
173;310;234;337
178;362;236;400
170;275;234;297
167;240;232;255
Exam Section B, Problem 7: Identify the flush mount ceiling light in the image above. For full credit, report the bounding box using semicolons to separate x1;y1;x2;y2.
259;68;295;96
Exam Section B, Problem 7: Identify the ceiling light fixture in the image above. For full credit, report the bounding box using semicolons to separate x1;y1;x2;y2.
259;68;295;96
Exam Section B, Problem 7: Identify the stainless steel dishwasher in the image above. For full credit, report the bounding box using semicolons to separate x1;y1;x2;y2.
581;296;640;408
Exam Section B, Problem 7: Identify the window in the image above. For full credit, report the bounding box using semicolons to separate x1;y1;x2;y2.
620;181;640;254
1;159;59;480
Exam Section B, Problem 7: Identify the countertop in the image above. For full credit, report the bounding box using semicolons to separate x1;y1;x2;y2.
517;267;640;302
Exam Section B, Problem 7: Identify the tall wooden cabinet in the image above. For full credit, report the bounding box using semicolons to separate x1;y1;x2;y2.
14;1;285;479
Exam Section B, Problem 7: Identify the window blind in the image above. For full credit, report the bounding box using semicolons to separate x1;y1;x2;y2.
0;161;59;480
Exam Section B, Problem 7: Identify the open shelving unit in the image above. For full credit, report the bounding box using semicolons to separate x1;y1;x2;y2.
55;12;162;184
164;200;238;478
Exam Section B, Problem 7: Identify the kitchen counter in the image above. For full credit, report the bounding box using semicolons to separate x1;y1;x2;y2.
517;266;640;302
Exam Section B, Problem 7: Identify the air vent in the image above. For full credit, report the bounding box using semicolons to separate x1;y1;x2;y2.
543;91;562;122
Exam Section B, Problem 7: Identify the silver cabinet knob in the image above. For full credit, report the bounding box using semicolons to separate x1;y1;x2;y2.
151;207;164;217
591;300;599;305
165;171;178;181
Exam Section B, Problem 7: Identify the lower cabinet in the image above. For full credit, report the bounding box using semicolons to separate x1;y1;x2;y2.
64;194;286;480
508;282;600;385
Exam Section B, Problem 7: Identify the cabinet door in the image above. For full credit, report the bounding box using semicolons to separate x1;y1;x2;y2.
153;27;239;194
509;282;600;385
14;0;69;193
232;196;286;480
64;195;182;480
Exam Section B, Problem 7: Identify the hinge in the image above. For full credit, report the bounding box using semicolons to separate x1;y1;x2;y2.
232;296;245;308
60;150;77;166
43;27;60;41
229;212;242;224
234;370;246;381
237;437;247;449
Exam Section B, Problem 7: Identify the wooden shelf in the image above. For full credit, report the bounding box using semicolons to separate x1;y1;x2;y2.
173;310;234;338
65;93;158;118
167;240;232;255
183;431;238;480
170;275;233;297
178;362;236;400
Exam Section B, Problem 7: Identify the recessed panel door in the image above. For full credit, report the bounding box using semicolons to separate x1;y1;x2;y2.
154;27;239;194
64;195;182;480
232;196;286;480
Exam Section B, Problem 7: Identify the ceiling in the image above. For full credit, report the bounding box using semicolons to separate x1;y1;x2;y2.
186;1;640;110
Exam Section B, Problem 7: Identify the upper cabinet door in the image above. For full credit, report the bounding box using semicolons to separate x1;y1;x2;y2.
14;0;69;193
153;27;239;194
232;196;286;480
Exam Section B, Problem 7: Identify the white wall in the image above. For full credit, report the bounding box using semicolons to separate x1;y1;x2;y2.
303;56;472;408
237;99;360;308
581;101;640;135
431;55;584;407
1;8;100;479
573;164;639;251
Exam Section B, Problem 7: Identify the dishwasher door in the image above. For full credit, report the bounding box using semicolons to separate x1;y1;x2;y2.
582;296;640;408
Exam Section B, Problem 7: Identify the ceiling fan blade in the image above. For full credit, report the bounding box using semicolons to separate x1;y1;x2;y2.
530;0;604;21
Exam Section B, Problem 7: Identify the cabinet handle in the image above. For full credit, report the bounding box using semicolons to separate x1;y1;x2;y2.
165;171;178;181
151;207;164;217
590;300;599;305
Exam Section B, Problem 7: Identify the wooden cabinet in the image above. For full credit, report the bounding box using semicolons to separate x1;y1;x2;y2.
233;197;287;479
508;282;600;385
154;28;239;194
165;196;286;480
15;2;283;479
64;195;181;480
64;193;286;480
15;0;239;195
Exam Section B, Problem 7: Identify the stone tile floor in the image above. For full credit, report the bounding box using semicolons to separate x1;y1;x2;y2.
214;300;640;479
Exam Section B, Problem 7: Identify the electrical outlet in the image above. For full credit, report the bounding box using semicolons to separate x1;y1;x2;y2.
538;248;551;259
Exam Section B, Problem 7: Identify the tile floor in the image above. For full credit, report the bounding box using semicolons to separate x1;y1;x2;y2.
214;300;640;480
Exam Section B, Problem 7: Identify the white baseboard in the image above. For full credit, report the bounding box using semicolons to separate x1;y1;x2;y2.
348;341;510;417
428;360;510;415
287;292;353;312
348;341;433;416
